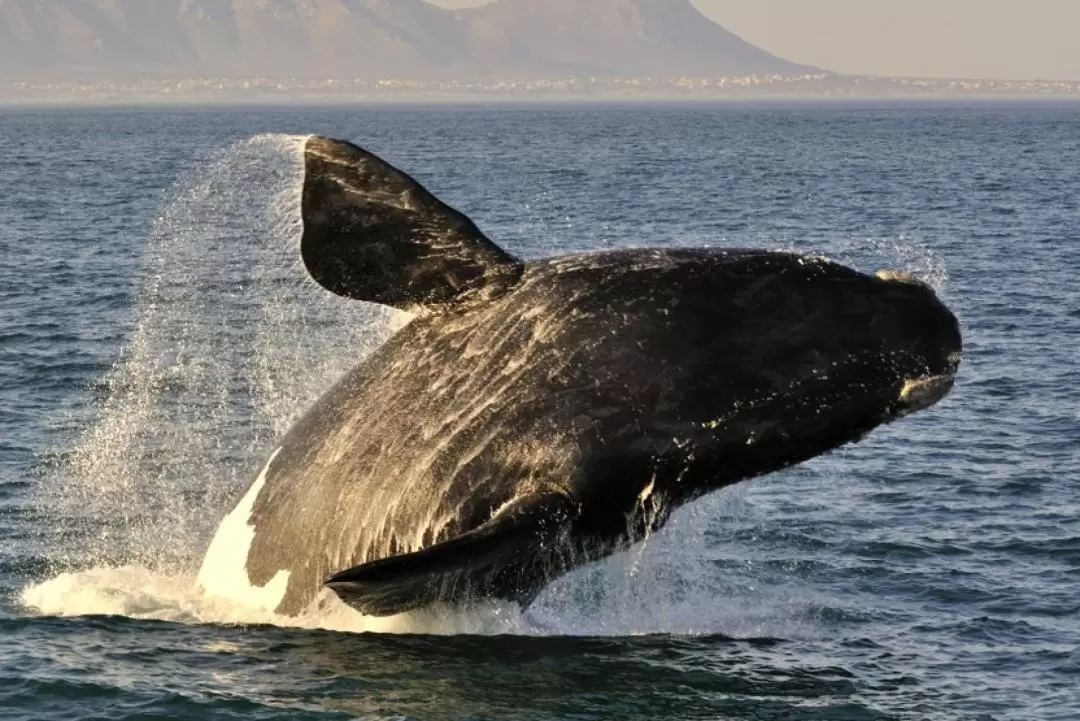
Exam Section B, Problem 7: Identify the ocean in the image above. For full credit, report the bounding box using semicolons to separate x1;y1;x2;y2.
1;102;1077;720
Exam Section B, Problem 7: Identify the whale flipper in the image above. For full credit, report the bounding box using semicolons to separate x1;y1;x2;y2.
302;136;524;312
325;491;577;616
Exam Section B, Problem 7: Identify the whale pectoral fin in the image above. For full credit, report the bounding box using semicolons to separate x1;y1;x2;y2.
325;491;577;617
302;136;524;312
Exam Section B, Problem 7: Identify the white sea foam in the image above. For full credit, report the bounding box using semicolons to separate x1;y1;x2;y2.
19;565;529;635
19;486;821;638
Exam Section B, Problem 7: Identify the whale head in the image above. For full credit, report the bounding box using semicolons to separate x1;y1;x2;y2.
552;249;963;508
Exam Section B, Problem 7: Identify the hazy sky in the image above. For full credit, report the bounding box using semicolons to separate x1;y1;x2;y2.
435;0;1080;81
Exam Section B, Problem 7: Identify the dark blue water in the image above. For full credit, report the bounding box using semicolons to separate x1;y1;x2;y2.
2;103;1078;720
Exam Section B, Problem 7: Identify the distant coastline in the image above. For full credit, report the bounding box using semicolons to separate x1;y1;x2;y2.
3;73;1078;106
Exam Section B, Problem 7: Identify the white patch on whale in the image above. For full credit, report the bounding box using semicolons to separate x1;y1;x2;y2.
196;448;290;613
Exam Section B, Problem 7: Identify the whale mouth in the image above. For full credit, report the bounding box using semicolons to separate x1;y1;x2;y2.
895;371;957;416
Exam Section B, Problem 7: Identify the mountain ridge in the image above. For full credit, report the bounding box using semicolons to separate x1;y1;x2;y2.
0;0;817;81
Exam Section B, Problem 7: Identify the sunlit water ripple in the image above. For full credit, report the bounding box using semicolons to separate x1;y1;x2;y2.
1;103;1078;720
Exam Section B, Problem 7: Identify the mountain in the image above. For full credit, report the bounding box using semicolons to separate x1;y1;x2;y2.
0;0;815;82
0;0;473;80
464;0;809;78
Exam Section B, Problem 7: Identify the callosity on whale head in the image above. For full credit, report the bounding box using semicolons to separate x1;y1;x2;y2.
197;136;962;618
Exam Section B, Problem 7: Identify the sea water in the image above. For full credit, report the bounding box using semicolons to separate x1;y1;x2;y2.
1;103;1078;720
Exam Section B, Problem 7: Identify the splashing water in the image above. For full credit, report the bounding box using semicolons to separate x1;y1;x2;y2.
828;234;949;290
786;234;949;291
20;567;530;635
21;491;812;638
25;134;406;628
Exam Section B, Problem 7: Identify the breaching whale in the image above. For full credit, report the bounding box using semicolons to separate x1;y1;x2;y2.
197;136;962;617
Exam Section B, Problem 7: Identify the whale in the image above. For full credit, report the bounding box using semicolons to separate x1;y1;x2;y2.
196;136;962;618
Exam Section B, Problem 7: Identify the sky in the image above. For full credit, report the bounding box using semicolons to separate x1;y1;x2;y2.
434;0;1080;81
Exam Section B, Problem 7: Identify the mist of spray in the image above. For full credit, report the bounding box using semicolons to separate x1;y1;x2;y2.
37;133;401;575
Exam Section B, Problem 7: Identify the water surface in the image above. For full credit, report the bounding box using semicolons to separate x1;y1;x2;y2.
1;103;1078;720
